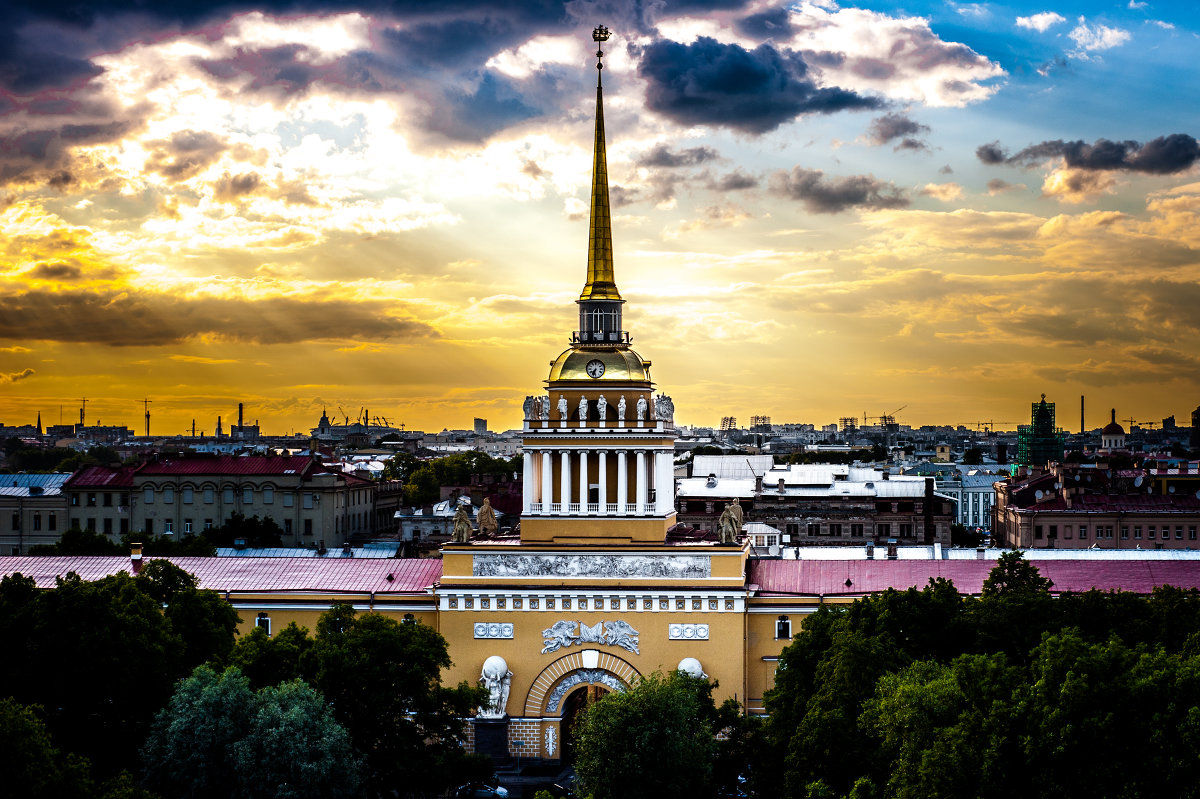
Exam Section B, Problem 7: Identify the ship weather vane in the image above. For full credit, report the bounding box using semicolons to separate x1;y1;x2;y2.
593;25;611;84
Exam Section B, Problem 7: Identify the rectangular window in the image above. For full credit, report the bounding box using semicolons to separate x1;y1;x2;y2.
1079;525;1088;540
145;519;153;535
284;519;293;535
144;487;155;504
71;494;80;506
1135;526;1142;539
851;524;864;536
103;492;113;507
807;523;820;536
164;520;173;534
1177;526;1184;540
1148;526;1156;540
776;617;792;640
303;493;314;510
87;493;97;506
163;487;174;503
256;613;271;636
303;519;313;536
11;513;20;531
184;520;193;534
183;488;193;504
1190;527;1197;541
204;488;215;504
32;514;41;531
243;487;253;504
829;523;842;537
1121;526;1129;539
86;518;96;532
785;523;799;537
263;487;273;504
1035;525;1043;540
120;519;129;534
103;518;113;535
877;523;891;537
283;493;294;508
49;513;57;531
899;523;914;537
204;519;214;530
223;488;234;503
1049;524;1058;539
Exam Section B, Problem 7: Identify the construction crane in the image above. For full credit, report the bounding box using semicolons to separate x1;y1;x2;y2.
338;406;349;425
962;420;1014;433
142;398;153;438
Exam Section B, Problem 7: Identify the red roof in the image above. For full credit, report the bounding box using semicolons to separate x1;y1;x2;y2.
0;556;442;594
1027;493;1200;512
138;455;322;477
64;465;137;489
749;558;1200;597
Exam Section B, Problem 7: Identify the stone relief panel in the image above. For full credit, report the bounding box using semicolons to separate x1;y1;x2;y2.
541;620;640;655
546;669;628;713
473;554;710;579
668;623;710;640
545;727;557;758
474;621;515;639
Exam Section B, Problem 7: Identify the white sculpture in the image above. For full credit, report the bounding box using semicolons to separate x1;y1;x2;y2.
656;394;674;421
578;395;589;421
597;394;607;420
617;395;626;423
636;395;647;421
478;655;512;719
677;657;708;679
557;394;568;420
541;395;550;420
523;395;533;420
545;727;557;757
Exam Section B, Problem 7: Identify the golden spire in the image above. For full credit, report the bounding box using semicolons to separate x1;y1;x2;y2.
580;25;622;302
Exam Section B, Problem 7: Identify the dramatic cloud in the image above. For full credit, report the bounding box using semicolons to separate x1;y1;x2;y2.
865;112;930;150
769;167;908;214
1041;168;1118;203
981;134;1200;174
987;179;1023;195
637;37;881;134
710;170;758;191
1;367;35;383
637;143;720;168
1016;12;1066;32
735;7;794;40
0;289;438;346
920;182;964;202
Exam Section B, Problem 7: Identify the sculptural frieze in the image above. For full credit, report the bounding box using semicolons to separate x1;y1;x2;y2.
540;620;640;655
473;554;710;579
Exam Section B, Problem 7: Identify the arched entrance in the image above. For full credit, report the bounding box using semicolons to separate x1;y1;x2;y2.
560;683;611;763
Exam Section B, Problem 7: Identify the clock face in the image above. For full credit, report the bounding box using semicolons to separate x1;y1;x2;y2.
585;359;605;378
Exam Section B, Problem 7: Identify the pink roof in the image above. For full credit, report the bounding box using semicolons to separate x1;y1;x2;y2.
64;465;137;489
1027;494;1200;512
0;556;442;594
138;455;322;477
749;558;1200;597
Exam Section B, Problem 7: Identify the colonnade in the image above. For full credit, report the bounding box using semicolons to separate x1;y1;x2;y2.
523;447;675;517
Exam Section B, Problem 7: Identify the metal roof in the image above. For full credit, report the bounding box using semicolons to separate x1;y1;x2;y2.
138;455;322;477
749;558;1200;597
64;465;136;489
691;455;774;479
0;556;442;594
0;473;71;496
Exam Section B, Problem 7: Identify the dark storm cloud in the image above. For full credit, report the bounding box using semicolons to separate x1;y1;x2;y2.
0;118;136;185
636;143;720;168
710;170;758;191
866;112;930;150
637;37;881;134
979;134;1200;174
735;7;794;40
0;288;439;346
769;166;909;214
421;72;541;143
28;261;83;280
213;171;262;202
146;130;227;181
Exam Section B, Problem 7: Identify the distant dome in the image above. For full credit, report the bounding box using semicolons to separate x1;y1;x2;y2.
548;347;652;383
1102;408;1124;436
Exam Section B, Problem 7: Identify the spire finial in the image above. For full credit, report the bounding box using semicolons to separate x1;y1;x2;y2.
580;25;620;303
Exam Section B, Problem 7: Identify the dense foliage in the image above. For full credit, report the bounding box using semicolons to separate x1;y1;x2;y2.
574;670;754;799
1;439;124;473
383;451;521;505
759;552;1200;799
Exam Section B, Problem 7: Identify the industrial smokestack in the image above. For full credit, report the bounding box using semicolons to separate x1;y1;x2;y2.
1081;394;1085;434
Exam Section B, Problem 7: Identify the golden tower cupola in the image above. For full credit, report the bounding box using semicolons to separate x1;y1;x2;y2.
517;26;678;546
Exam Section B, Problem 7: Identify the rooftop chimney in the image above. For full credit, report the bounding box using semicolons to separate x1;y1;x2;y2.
130;542;144;574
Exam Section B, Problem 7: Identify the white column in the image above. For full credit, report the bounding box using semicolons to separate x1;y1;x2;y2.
655;451;673;515
598;451;608;515
523;450;534;513
540;451;552;513
635;450;647;515
617;451;628;516
559;450;571;514
579;449;589;513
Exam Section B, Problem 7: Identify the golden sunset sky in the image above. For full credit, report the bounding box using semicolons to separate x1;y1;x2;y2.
2;1;1198;435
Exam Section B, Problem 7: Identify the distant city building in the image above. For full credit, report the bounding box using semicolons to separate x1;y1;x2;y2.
1100;409;1127;452
1016;394;1067;467
0;474;71;554
474;418;488;435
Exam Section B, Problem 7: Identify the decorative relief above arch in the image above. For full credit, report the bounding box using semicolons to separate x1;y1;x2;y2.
523;650;641;717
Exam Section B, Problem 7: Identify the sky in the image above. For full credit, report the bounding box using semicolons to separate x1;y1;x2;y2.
1;0;1199;437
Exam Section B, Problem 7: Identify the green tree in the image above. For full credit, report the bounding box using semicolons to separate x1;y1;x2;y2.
574;671;718;799
981;551;1053;597
144;665;360;799
29;526;124;555
0;697;94;798
963;446;984;465
230;622;316;689
311;603;486;798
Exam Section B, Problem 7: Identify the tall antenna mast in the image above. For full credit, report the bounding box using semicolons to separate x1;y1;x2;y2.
142;398;153;438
